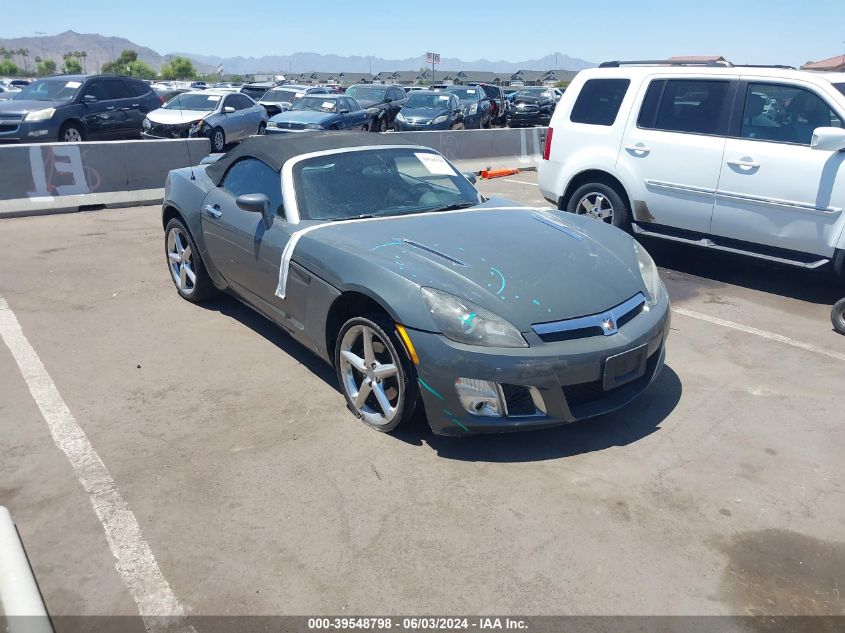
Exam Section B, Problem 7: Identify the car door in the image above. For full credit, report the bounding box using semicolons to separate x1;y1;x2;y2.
711;80;845;258
220;95;246;140
78;79;121;139
200;157;295;320
387;87;407;125
342;97;367;129
116;79;146;138
618;76;737;234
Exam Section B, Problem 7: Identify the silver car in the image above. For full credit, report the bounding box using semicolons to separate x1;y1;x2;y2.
142;89;268;152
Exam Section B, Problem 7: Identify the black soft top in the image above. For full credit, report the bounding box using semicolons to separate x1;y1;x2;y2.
205;131;423;185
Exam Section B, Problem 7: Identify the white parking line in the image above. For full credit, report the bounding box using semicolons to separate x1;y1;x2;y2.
672;306;845;362
501;178;537;186
0;296;194;632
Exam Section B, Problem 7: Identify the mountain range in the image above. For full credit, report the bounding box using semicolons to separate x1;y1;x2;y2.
0;31;594;76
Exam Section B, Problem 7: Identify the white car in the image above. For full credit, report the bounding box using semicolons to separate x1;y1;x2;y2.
538;62;845;279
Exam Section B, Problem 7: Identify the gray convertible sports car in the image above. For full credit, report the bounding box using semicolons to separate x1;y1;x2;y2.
162;132;670;436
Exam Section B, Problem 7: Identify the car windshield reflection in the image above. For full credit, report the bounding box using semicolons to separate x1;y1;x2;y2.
293;148;480;221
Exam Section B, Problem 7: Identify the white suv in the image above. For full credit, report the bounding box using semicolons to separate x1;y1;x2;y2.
538;61;845;279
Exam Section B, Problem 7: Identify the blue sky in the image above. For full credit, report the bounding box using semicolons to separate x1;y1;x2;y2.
7;0;845;66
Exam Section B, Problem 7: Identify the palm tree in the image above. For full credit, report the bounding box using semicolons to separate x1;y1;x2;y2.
18;48;30;74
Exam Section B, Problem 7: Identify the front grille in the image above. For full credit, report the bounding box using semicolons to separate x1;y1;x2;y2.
0;116;21;132
533;294;646;343
501;384;535;416
147;122;191;138
271;121;306;130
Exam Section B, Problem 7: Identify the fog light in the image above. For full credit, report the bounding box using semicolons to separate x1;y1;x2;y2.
455;378;504;417
27;130;49;137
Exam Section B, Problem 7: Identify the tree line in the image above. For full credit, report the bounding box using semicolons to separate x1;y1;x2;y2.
0;47;201;80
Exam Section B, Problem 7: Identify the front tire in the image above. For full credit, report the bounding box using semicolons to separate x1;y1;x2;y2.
832;298;845;335
372;116;387;133
257;121;267;135
566;181;631;232
210;127;226;152
59;121;84;143
334;314;418;433
164;218;216;303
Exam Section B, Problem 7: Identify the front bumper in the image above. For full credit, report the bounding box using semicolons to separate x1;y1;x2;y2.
408;293;671;436
0;117;59;142
507;111;545;127
394;119;453;132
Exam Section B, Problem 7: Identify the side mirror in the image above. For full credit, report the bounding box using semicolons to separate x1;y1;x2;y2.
463;172;477;184
236;193;273;229
82;94;98;103
340;108;350;114
811;127;845;152
223;105;236;114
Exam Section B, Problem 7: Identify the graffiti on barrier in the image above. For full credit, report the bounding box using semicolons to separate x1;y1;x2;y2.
27;145;101;199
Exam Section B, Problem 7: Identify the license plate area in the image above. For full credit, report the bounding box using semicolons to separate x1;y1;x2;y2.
603;344;648;391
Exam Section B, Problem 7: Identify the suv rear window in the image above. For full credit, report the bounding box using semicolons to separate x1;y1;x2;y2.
638;79;731;136
570;79;630;126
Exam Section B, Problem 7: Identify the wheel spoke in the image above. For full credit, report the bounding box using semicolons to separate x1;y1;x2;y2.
184;265;196;285
354;380;372;408
362;328;375;366
341;350;367;373
168;252;181;263
373;363;397;379
182;245;192;263
179;265;187;288
579;198;593;215
373;384;394;418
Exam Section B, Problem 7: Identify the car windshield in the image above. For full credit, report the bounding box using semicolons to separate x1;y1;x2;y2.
241;86;269;100
346;86;386;101
163;93;222;111
516;89;549;98
262;89;300;103
290;96;337;113
293;148;480;221
14;78;82;102
446;88;480;101
406;93;452;109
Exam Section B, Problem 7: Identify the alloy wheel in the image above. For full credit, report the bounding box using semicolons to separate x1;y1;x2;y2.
166;227;197;294
576;192;614;223
64;127;82;142
338;324;403;427
213;130;224;151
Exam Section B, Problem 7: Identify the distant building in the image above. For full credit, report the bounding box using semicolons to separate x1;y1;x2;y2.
802;54;845;72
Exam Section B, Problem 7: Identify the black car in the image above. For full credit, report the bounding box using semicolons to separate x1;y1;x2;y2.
394;91;465;131
0;74;161;143
344;84;407;132
239;82;274;102
471;83;506;127
506;87;557;128
442;86;492;129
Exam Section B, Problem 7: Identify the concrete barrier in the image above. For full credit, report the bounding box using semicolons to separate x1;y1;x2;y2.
397;127;547;172
0;138;210;218
0;129;545;219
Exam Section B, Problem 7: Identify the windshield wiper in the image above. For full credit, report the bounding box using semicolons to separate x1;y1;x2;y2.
329;213;375;221
426;202;478;213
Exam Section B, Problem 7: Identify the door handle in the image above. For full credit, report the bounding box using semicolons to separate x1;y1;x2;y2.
203;204;222;219
105;106;116;111
625;143;650;155
727;158;760;169
132;103;140;107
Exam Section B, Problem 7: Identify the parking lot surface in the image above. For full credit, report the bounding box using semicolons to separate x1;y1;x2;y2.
1;173;844;620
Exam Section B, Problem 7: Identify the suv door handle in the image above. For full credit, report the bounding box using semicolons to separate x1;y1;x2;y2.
203;204;222;219
625;143;650;155
105;105;116;111
132;103;140;107
727;158;760;169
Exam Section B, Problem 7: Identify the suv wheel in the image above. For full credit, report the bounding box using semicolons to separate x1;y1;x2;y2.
59;122;84;143
832;298;845;335
566;182;631;232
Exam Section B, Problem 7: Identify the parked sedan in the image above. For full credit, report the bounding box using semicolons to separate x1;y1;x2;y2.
143;90;268;152
443;86;491;129
258;85;328;117
266;94;369;132
506;87;556;127
344;84;407;132
239;82;274;102
394;92;465;131
161;132;670;435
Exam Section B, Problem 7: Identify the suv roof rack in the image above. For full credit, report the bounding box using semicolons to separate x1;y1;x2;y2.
599;60;797;70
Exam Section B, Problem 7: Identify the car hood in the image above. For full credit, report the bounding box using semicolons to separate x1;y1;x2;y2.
513;95;540;105
294;200;646;331
0;99;64;115
354;98;383;109
401;107;449;121
270;110;334;124
147;108;208;125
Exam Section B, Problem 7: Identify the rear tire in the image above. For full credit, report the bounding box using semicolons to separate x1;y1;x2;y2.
566;181;631;232
164;218;216;303
832;298;845;335
334;313;418;433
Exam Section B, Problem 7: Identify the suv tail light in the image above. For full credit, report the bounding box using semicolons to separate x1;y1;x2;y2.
543;127;554;160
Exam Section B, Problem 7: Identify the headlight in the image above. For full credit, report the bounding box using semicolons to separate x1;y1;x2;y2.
366;106;380;114
467;103;478;115
189;119;206;133
633;241;663;306
431;115;447;124
305;123;324;130
142;117;151;130
395;112;407;123
24;107;55;122
421;287;527;348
